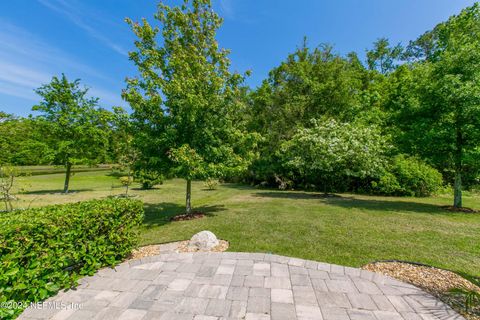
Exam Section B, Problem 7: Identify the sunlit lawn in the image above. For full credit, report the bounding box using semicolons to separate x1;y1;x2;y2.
11;170;480;278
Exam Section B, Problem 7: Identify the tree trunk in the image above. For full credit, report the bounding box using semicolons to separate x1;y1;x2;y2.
64;162;72;194
186;179;192;214
453;172;462;208
453;125;463;208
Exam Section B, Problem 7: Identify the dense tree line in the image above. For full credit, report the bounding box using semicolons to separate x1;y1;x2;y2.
243;4;480;208
1;1;479;208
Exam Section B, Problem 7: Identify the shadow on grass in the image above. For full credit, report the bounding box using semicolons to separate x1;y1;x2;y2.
142;202;226;227
106;171;126;178
254;191;450;214
21;189;94;195
131;187;162;191
254;191;341;200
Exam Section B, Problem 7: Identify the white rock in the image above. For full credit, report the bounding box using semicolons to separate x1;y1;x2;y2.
188;230;219;251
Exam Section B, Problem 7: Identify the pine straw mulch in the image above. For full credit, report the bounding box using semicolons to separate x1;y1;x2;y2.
128;240;229;260
363;261;480;320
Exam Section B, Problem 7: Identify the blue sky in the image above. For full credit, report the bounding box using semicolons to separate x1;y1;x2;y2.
0;0;476;116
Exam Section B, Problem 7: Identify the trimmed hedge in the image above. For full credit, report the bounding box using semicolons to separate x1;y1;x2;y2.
0;198;144;318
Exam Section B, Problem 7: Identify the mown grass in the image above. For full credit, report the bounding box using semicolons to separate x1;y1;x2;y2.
9;170;480;277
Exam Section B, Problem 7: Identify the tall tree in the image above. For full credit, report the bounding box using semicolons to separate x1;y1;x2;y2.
392;4;480;207
366;38;403;74
124;0;257;214
0;114;54;165
33;74;110;193
246;42;374;185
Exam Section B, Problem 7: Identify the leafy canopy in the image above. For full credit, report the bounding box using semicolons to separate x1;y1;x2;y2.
33;74;111;166
123;0;258;180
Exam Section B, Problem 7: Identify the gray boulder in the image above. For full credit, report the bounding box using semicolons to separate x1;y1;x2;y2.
188;230;219;251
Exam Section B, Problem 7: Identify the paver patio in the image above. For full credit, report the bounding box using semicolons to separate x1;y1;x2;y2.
19;252;464;320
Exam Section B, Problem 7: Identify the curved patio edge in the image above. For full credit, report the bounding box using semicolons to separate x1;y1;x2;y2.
19;252;464;320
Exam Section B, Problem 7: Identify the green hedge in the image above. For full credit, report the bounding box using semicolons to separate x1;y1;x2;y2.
0;198;144;319
372;155;444;197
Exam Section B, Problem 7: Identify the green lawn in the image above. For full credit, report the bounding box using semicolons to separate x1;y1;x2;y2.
10;170;480;277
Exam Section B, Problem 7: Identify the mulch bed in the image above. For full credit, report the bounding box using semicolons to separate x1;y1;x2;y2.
441;206;478;213
363;261;480;320
128;240;230;260
176;240;229;253
171;211;206;221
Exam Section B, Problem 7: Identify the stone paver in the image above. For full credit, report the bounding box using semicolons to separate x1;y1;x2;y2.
19;252;464;320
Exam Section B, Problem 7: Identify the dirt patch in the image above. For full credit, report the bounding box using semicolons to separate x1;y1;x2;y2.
171;211;206;221
363;261;480;319
441;206;478;213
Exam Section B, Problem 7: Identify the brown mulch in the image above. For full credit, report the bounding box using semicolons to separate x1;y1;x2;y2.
129;244;161;260
441;206;478;213
128;240;229;260
176;240;229;253
171;211;206;221
363;261;480;320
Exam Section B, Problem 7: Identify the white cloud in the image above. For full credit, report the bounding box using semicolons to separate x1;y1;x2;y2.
0;20;122;108
0;20;107;80
37;0;128;56
0;81;37;101
219;0;235;19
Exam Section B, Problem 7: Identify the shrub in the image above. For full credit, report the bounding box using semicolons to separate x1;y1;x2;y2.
135;169;164;189
0;198;144;319
204;178;219;190
373;155;443;197
280;119;389;192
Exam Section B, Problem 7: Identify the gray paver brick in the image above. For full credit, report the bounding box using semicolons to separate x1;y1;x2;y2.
244;275;264;288
264;277;291;289
226;286;249;301
128;298;154;310
271;263;289;277
386;295;414;312
212;274;233;286
315;292;352;309
295;304;322;319
373;310;404;320
347;293;377;310
229;300;247;318
205;299;232;317
293;286;318;306
168;278;192;291
110;292;139;308
91;306;125;320
245;313;271;320
117;309;147;320
19;252;464;320
348;309;376;320
271;302;296;320
271;289;294;304
320;307;349;320
198;285;229;299
247;296;270;314
370;294;396;312
325;279;358;293
249;287;270;298
176;297;209;314
291;274;311;287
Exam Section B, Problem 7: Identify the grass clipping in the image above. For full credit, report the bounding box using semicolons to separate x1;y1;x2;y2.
363;261;480;320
